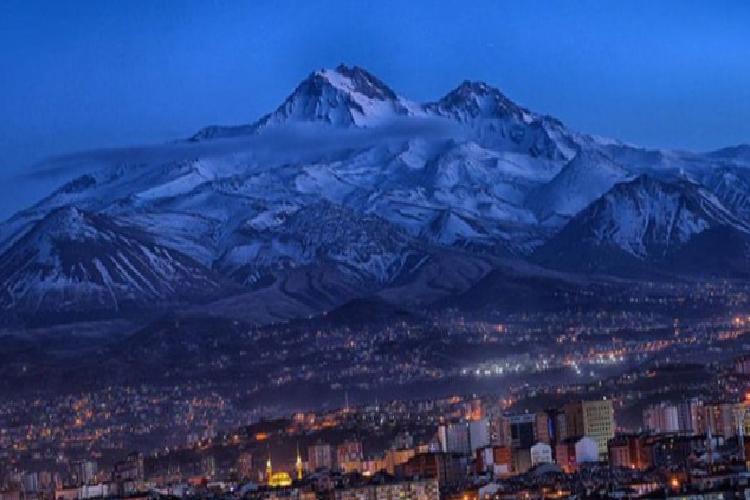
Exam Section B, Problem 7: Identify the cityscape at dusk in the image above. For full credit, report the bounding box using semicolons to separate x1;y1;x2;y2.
2;1;750;499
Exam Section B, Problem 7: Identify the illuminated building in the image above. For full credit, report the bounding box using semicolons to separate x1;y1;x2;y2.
475;445;512;475
268;472;293;488
385;448;416;474
265;457;292;487
401;453;463;487
336;441;364;467
564;399;615;458
643;404;680;434
703;402;743;438
607;434;651;471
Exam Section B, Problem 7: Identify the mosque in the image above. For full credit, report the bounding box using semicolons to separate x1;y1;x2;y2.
265;447;304;487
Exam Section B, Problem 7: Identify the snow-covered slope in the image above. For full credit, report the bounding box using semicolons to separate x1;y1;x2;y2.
216;201;424;287
3;64;750;321
527;150;632;223
425;81;581;160
192;65;420;140
700;167;750;222
534;176;750;277
0;207;225;316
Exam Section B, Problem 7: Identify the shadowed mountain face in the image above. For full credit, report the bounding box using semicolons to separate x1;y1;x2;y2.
0;206;225;319
2;65;750;323
533;176;750;277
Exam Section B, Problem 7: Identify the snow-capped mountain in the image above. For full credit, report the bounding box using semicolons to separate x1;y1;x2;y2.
3;64;750;322
0;206;225;316
425;81;581;160
527;149;632;223
534;176;750;277
700;166;750;221
215;201;424;287
192;65;421;140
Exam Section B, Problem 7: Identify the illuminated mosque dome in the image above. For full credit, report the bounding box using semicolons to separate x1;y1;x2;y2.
268;471;292;487
265;457;293;487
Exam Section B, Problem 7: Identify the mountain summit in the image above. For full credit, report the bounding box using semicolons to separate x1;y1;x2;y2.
192;65;418;140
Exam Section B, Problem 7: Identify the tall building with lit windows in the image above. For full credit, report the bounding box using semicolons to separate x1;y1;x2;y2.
564;399;615;458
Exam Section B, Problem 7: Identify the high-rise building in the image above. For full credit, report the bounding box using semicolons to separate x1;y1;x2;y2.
468;418;490;452
308;442;334;471
564;399;615;458
202;455;216;479
643;404;680;434
676;399;703;433
438;422;470;455
22;473;38;494
534;412;551;444
507;414;536;450
475;445;513;475
532;409;565;450
400;453;463;487
607;434;651;470
237;452;253;480
337;440;364;472
73;460;97;485
703;402;742;437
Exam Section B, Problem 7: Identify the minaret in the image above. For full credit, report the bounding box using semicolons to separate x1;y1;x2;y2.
265;456;273;484
296;443;304;480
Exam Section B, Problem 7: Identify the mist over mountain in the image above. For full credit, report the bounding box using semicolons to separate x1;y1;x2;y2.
2;65;750;324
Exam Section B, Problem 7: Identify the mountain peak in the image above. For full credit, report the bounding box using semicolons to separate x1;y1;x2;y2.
315;64;399;101
528;149;631;221
430;80;530;121
455;80;501;94
191;65;411;139
250;64;415;129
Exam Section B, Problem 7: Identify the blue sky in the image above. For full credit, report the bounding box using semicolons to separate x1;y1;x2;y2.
1;0;749;217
